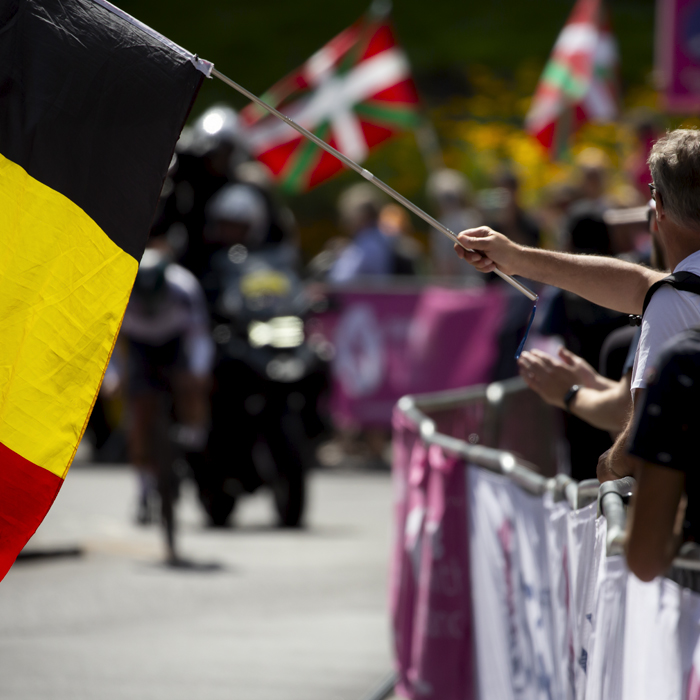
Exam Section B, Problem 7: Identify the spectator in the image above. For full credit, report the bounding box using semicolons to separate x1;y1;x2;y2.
538;182;582;250
571;147;612;214
484;170;541;249
518;344;631;437
328;184;395;283
518;200;664;438
426;168;482;280
455;128;700;482
378;203;422;275
625;327;700;585
532;213;627;479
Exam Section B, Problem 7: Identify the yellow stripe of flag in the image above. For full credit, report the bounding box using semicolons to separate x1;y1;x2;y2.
0;153;137;478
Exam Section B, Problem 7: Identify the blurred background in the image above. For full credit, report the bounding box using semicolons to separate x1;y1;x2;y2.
126;0;661;260
1;0;688;698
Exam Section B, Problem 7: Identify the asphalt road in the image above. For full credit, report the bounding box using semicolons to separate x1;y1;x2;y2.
0;460;396;700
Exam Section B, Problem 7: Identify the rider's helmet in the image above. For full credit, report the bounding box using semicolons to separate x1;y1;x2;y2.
132;248;170;315
186;104;248;172
206;183;270;248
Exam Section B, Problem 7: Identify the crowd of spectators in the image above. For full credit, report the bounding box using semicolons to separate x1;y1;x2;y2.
455;128;700;586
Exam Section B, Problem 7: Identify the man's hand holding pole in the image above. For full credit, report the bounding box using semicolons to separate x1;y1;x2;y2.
453;226;522;276
454;226;665;314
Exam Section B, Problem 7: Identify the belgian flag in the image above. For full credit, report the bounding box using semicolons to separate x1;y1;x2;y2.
0;0;209;579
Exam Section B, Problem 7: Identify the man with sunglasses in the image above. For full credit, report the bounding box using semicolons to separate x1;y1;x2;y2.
454;129;700;483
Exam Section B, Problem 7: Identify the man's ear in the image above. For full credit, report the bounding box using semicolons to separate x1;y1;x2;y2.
655;196;666;221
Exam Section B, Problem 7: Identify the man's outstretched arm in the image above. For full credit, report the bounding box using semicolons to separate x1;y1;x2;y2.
454;227;665;314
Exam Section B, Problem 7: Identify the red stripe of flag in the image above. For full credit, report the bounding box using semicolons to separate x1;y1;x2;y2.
0;442;63;579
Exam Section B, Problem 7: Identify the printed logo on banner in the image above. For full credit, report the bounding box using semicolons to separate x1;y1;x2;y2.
579;612;593;674
333;304;385;397
497;517;555;698
498;518;531;690
685;3;700;45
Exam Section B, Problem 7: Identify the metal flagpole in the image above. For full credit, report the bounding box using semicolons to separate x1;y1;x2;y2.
212;68;538;302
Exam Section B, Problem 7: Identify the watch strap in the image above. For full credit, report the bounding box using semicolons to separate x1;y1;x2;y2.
563;384;581;412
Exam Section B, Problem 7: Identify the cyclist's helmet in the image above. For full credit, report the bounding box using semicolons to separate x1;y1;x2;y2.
132;249;169;314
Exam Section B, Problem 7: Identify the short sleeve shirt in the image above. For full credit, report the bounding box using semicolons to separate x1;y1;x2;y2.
628;327;700;541
631;250;700;392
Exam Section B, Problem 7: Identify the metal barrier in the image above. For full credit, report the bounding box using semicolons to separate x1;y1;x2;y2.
397;376;700;568
363;377;700;700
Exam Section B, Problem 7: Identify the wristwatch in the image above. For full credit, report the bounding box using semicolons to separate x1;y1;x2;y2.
563;384;581;412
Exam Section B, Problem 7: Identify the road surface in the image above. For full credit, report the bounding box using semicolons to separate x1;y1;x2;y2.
0;460;396;700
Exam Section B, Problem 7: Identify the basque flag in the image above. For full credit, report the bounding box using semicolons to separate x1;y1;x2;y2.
524;0;619;159
0;0;208;579
240;12;421;193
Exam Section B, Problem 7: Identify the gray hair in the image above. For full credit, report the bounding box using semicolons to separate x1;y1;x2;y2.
648;129;700;228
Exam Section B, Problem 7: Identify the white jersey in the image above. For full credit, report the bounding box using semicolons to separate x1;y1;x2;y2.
631;249;700;391
122;263;214;376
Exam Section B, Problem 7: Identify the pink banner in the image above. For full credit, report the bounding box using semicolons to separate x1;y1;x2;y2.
390;409;474;700
657;0;700;112
313;285;507;428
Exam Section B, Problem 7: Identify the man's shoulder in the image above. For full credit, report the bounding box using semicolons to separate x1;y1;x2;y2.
646;280;700;314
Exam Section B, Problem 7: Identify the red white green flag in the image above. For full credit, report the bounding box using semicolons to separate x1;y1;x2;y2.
525;0;619;159
240;14;421;192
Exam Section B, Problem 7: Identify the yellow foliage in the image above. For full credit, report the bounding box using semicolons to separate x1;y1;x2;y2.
427;67;666;209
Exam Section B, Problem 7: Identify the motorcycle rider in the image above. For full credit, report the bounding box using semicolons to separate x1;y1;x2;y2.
198;182;325;527
151;104;292;277
119;247;214;563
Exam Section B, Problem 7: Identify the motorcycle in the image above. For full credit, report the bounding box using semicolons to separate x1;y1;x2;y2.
195;242;330;527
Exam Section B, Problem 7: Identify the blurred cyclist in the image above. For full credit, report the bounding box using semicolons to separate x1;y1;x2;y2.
120;247;214;563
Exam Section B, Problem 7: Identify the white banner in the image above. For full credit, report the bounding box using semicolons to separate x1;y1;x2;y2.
543;495;575;700
566;502;601;699
585;548;627;700
392;429;700;700
622;575;683;699
468;466;557;700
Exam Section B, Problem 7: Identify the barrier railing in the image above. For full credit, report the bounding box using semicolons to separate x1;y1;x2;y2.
369;376;700;700
398;377;586;508
398;376;700;568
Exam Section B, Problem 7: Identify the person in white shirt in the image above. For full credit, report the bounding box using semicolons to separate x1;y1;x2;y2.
453;128;700;482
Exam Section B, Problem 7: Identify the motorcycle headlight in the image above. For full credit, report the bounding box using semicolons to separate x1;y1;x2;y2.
266;356;306;383
248;316;304;349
